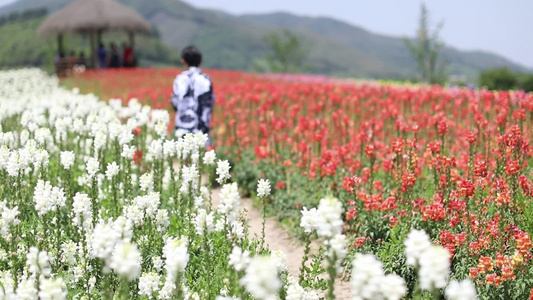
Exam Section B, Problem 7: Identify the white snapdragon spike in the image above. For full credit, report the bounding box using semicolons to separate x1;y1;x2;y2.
86;157;100;179
229;221;245;240
147;138;163;161
228;246;251;272
60;241;78;266
60;151;75;170
0;205;20;238
16;277;38;299
26;247;51;276
121;144;136;159
445;279;478;300
193;132;209;150
38;277;67;300
240;256;281;300
418;245;451;291
163;140;176;158
181;164;199;194
257;179;271;198
163;237;189;282
404;229;432;266
155;122;168;138
270;250;288;273
105;161;120;180
139;272;162;299
315;196;343;238
300;207;319;233
325;234;347;272
155;209;171;233
90;220;120;261
33;180;66;216
193;209;215;235
139;172;154;193
6;151;20;177
113;216;134;242
216;160;231;184
203;150;216;165
110;242;142;281
131;192;160;219
0;271;14;297
93;131;107;153
217;183;240;223
152;256;164;272
350;253;385;300
379;274;407;300
119;127;134;145
285;276;319;300
72;192;93;230
159;280;177;300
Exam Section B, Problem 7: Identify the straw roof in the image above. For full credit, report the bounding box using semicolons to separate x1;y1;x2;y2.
38;0;152;35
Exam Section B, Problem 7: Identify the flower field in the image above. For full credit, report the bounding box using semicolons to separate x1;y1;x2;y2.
0;67;531;299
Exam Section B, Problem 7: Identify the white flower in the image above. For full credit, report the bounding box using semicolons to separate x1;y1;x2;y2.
240;256;281;300
285;276;319;300
404;229;432;266
105;161;120;180
60;241;78;265
113;216;133;242
217;183;240;222
216;160;231;184
90;220;119;260
152;256;164;272
315;196;343;238
163;237;189;282
380;274;407;300
228;246;251;272
110;242;142;281
33;180;66;216
26;247;51;276
139;272;162;299
38;277;67;300
193;209;215;235
121;144;136;159
16;277;38;299
325;234;347;272
351;253;384;300
60;151;75;169
300;207;319;234
270;250;287;273
445;279;478;300
230;221;244;240
139;172;154;193
86;157;100;179
72;192;93;230
257;179;271;198
203;150;216;165
155;209;170;233
418;245;451;291
158;280;176;299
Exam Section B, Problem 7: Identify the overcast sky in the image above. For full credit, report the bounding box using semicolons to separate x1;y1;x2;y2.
2;0;532;68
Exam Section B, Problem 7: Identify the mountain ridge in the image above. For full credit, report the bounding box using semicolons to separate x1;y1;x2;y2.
0;0;529;79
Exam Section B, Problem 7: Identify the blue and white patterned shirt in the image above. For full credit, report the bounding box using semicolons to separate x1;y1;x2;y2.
170;67;214;136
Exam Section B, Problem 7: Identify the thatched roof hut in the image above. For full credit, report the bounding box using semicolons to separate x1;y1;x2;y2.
38;0;152;68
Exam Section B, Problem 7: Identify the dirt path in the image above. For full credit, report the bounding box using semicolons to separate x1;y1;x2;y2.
211;187;352;299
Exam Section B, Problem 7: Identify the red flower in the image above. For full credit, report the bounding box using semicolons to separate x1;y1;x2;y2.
275;181;286;189
132;126;142;135
133;150;143;165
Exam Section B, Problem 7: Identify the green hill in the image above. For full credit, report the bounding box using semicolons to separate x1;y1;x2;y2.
0;0;529;79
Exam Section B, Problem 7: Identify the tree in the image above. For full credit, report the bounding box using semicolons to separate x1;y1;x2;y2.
478;68;518;90
404;3;448;84
254;29;311;73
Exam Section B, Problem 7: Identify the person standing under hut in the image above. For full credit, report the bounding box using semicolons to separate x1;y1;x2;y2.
170;45;215;146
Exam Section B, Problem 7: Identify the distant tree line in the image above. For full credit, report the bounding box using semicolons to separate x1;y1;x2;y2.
479;68;533;92
0;8;48;27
